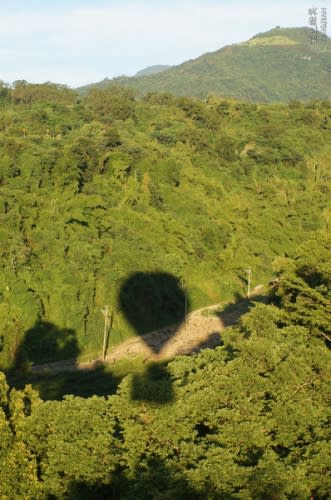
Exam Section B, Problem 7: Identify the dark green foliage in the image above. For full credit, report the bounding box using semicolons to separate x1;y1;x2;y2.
85;86;136;122
216;134;238;161
0;84;330;370
270;238;331;341
0;259;330;498
11;80;76;106
0;69;329;497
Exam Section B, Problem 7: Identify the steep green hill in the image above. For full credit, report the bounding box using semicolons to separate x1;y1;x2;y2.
79;27;331;102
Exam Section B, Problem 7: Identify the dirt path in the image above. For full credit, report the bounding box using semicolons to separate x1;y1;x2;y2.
31;287;264;374
105;303;232;363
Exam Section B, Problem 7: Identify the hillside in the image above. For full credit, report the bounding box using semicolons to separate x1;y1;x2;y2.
0;82;329;370
135;64;172;76
79;27;331;102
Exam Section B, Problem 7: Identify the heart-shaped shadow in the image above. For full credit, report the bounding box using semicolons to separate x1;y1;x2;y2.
119;271;189;353
118;271;190;403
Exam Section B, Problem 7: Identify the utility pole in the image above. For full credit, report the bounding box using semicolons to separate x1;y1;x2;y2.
180;275;187;328
165;253;187;327
100;305;111;361
245;267;252;298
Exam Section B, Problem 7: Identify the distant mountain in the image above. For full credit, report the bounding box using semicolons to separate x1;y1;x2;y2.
78;27;331;102
135;65;172;77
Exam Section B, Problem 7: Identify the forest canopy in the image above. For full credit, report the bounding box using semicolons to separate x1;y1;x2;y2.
0;251;330;498
0;80;329;499
0;82;329;369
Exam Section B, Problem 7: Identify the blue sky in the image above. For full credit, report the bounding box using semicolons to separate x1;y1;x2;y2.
0;0;328;87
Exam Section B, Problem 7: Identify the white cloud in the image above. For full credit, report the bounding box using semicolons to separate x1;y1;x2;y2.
49;3;309;55
0;1;315;86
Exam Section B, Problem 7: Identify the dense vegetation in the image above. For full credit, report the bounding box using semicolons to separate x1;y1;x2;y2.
0;250;330;498
79;28;331;102
0;64;330;498
0;79;330;369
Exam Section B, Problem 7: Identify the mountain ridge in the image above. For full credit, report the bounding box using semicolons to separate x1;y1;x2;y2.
78;27;331;102
135;65;172;77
